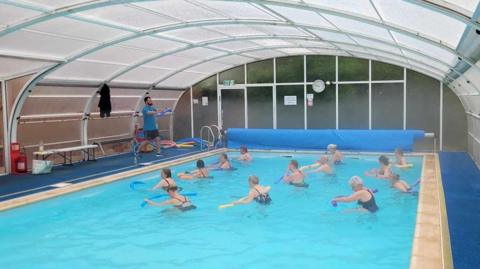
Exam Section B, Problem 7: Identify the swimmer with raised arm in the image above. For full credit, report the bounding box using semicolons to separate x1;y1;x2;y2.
283;160;307;187
177;159;209;180
144;186;196;212
210;153;232;170
332;176;379;213
327;144;344;165
364;155;393;179
219;175;271;208
300;155;333;175
237;146;252;162
394;148;413;168
152;168;177;191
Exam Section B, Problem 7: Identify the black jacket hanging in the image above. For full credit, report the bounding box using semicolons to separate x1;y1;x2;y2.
98;84;112;118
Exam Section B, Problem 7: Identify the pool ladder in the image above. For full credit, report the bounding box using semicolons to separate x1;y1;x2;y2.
200;125;222;151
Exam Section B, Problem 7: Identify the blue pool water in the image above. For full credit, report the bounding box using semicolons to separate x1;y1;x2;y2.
0;152;422;269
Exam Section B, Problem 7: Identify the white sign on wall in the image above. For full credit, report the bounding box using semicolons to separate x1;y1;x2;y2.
202;96;208;106
306;94;314;107
284;95;297;106
193;98;199;104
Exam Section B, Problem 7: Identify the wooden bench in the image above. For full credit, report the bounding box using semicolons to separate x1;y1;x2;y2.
33;145;98;165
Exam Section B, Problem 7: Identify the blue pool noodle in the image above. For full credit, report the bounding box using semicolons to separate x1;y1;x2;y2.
141;192;198;208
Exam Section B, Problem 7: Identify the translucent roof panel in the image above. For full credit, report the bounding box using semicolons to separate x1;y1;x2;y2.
372;0;466;47
119;36;186;52
19;0;93;10
146;55;198;70
134;0;226;22
208;41;260;52
174;47;225;59
27;17;129;43
308;48;347;56
205;25;266;37
278;48;313;55
157;71;208;88
198;2;278;20
352;37;402;55
0;30;95;59
80;46;156;65
251;39;293;47
287;40;335;49
322;14;394;42
158;27;227;43
303;0;381;19
241;50;287;59
46;61;126;82
265;5;335;29
0;3;43;26
252;25;310;37
112;67;172;85
188;61;233;74
216;55;254;65
77;4;179;30
442;0;480;13
309;29;355;44
0;57;54;79
393;32;459;66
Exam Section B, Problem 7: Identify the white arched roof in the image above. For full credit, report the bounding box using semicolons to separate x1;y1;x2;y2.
0;0;479;99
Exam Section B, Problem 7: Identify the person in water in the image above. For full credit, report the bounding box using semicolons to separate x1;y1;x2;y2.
152;168;177;191
177;159;209;180
388;174;412;193
327;144;344;165
237;146;252;162
210;153;232;170
220;175;271;208
332;176;379;213
283;160;307;187
393;148;412;168
300;155;333;175
365;155;393;179
144;186;196;212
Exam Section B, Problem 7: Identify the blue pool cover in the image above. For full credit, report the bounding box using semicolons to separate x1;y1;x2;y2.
439;152;480;269
227;129;424;151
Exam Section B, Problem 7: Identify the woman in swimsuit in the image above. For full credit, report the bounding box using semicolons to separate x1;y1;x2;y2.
327;144;344;165
220;175;271;208
144;186;196;212
152;168;177;191
300;155;333;175
332;176;379;213
388;174;412;192
283;160;308;187
237;146;253;162
365;155;393;179
210;153;232;170
177;159;210;180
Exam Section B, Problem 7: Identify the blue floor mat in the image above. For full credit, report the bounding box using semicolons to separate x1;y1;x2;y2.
439;152;480;269
0;147;205;202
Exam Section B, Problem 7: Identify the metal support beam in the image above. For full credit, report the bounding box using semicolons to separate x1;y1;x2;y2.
80;87;101;146
1;80;9;174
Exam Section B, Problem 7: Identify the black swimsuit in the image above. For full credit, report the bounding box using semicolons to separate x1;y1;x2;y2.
290;182;309;188
357;190;379;213
253;188;272;205
174;196;196;212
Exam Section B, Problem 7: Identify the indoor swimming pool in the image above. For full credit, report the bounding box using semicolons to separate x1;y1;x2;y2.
0;152;423;269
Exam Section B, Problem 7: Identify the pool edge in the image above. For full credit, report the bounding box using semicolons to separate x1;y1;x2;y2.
0;149;226;212
409;154;453;269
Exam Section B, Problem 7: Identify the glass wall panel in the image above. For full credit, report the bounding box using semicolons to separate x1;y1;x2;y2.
338;57;369;81
338;84;369;129
443;86;467;151
276;56;304;83
247;59;273;84
276;85;304;129
306;84;336;129
219;65;244;85
406;70;440;150
372;83;403;129
192;75;218;136
221;89;245;129
173;90;191;140
372;61;403;81
306;55;335;83
247;86;273;128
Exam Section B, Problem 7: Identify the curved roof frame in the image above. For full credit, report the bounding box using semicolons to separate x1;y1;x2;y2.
0;0;477;73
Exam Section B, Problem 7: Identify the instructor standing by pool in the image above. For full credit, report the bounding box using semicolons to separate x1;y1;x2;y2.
139;96;162;157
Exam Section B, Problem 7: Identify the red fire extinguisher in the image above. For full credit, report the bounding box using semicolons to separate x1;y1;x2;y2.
15;155;28;173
